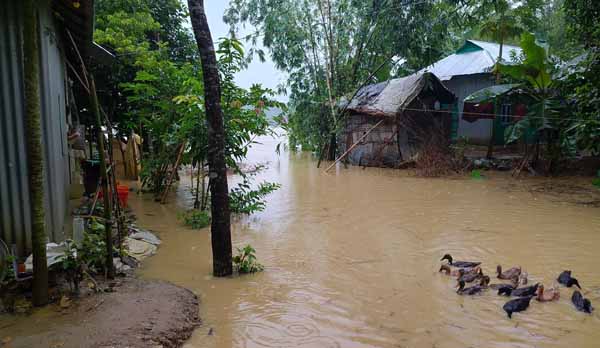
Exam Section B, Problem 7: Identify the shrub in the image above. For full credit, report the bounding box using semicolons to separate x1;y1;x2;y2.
79;232;107;274
233;245;264;274
60;240;83;293
229;180;281;215
180;209;211;229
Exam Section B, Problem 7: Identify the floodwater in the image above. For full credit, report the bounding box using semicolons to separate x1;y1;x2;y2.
134;130;600;348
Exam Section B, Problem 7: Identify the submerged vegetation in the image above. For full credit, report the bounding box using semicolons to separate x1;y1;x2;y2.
180;210;211;229
233;245;264;274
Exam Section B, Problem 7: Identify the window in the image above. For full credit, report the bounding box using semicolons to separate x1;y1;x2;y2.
500;104;512;125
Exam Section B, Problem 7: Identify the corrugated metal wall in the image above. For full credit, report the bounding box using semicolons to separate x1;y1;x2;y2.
0;1;69;256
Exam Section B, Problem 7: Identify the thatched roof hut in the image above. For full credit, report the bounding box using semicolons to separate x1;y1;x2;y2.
340;72;456;167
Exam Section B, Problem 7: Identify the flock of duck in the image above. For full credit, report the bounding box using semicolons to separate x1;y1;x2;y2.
439;254;594;319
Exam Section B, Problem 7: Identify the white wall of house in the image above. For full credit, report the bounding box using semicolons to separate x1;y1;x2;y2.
442;74;496;144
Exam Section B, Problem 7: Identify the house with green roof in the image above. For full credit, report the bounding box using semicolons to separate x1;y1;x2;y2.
421;39;522;145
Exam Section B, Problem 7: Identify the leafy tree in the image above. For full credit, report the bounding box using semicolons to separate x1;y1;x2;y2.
561;0;600;155
225;0;465;155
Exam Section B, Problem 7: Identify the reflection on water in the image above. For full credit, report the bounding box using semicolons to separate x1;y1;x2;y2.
135;129;600;348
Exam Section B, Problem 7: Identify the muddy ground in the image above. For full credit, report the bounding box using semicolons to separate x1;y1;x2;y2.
0;277;200;348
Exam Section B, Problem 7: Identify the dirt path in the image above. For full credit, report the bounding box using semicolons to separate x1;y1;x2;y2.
0;277;200;348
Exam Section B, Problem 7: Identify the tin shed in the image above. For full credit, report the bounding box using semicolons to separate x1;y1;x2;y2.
0;1;98;256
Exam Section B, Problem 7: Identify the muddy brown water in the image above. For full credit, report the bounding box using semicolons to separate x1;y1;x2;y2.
134;131;600;348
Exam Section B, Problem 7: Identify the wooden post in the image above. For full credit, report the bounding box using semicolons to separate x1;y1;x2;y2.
324;118;385;172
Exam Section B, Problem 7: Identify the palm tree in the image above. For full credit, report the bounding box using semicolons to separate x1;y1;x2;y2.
187;0;233;276
479;0;523;158
23;0;48;306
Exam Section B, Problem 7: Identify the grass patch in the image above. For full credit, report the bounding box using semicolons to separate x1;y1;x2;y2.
471;169;484;180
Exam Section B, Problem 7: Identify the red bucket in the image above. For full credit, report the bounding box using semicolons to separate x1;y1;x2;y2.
117;185;129;207
98;185;129;207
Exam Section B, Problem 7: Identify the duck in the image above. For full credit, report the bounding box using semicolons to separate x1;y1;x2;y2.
519;272;529;285
439;264;461;276
498;283;540;297
489;277;518;290
572;290;593;313
439;264;479;276
557;270;581;289
503;296;533;318
440;254;481;268
480;275;491;288
497;265;522;280
536;284;560;302
456;277;489;295
457;267;484;283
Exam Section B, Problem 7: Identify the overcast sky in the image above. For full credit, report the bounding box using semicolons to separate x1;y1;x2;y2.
203;2;288;102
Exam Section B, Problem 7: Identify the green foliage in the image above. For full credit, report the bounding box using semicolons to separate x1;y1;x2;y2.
233;245;264;274
497;33;570;171
1;255;15;284
229;176;281;215
559;0;600;155
225;0;464;151
563;0;600;48
478;0;523;50
592;178;600;189
79;220;110;274
471;169;484;180
180;209;211;229
60;240;83;293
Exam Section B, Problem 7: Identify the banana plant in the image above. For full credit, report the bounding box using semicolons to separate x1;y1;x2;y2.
496;32;566;146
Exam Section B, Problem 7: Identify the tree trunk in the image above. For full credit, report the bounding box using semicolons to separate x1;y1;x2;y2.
327;133;337;161
23;0;48;306
188;0;232;277
89;77;115;279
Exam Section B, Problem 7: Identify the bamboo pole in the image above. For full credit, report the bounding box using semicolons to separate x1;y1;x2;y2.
160;141;187;204
89;77;115;279
324;119;385;173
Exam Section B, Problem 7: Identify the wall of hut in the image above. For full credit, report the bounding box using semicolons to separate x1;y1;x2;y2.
341;98;452;168
342;114;399;167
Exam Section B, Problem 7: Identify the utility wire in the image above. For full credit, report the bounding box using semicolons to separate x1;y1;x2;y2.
354;105;590;123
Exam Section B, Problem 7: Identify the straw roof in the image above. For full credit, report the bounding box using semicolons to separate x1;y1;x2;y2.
344;72;455;117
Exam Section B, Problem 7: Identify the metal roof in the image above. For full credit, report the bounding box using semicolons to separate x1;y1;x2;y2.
420;40;522;81
344;72;455;117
